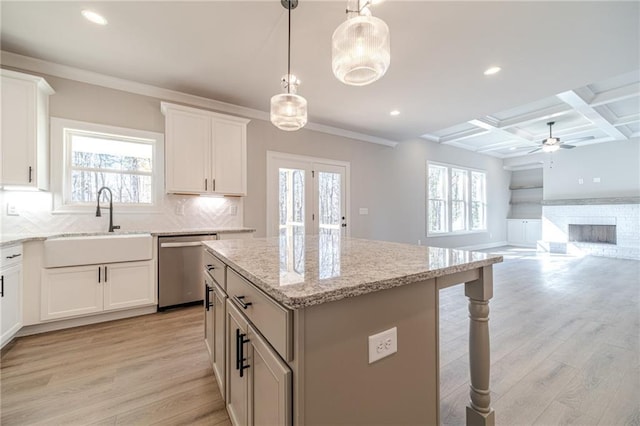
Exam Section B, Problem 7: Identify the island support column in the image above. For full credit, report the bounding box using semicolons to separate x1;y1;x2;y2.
464;265;494;426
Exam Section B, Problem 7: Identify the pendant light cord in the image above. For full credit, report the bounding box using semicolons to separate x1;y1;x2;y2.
287;0;291;94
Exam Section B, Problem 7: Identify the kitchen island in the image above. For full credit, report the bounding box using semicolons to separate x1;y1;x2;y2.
203;235;502;426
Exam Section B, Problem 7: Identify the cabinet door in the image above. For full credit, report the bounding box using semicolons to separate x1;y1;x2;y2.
165;108;210;194
41;265;103;320
205;278;214;361
1;264;23;347
212;118;246;195
247;324;292;426
227;301;249;426
212;283;227;400
103;261;154;311
1;76;36;187
525;220;542;245
506;220;524;245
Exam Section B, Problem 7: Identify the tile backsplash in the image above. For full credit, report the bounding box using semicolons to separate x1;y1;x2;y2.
0;191;243;235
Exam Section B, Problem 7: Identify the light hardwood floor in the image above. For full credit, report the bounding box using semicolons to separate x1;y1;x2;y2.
2;248;639;425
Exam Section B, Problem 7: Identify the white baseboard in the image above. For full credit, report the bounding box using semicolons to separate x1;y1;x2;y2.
16;305;158;337
456;241;509;251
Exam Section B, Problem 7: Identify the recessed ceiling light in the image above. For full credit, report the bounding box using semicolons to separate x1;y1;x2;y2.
484;66;501;76
82;10;108;26
390;110;400;116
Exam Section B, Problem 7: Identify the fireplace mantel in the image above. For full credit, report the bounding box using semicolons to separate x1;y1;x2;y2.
542;197;640;206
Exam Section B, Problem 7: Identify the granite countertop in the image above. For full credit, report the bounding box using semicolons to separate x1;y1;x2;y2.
204;235;503;309
0;227;255;247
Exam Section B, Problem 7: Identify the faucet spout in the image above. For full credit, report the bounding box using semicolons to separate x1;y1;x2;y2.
96;187;120;232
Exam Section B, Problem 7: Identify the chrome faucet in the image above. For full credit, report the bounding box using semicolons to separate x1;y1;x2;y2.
96;187;120;233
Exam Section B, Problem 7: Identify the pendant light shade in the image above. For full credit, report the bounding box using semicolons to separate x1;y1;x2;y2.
271;0;307;131
271;75;308;131
332;2;390;86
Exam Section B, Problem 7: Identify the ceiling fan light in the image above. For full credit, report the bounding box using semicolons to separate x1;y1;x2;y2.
332;15;390;86
542;143;560;153
271;93;308;131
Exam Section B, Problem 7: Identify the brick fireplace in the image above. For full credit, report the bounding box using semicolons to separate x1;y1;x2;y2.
540;199;639;260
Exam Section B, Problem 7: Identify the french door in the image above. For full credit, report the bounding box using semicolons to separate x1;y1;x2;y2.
266;152;349;239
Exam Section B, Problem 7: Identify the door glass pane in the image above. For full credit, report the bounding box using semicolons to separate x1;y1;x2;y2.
279;168;305;280
318;171;341;232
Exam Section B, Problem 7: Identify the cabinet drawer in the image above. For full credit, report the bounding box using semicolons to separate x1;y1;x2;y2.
227;268;292;361
204;249;226;289
1;244;23;268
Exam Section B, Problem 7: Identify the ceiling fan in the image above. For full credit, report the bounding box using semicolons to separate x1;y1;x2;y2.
529;121;576;153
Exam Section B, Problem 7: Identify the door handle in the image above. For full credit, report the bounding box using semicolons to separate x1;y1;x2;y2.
28;166;33;183
98;267;101;283
104;266;108;282
1;275;4;297
235;328;241;370
205;283;213;311
239;332;250;377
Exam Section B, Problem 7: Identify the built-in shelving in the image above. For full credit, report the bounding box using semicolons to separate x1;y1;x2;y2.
508;168;543;219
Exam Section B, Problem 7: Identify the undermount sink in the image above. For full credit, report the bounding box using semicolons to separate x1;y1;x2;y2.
44;233;152;268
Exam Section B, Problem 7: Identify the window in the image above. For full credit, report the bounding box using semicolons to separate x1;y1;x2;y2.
427;162;487;235
51;118;164;212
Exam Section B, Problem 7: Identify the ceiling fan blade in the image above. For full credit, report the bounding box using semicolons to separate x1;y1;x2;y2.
560;144;576;149
528;147;542;154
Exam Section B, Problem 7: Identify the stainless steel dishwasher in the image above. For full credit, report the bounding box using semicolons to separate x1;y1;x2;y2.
158;233;217;309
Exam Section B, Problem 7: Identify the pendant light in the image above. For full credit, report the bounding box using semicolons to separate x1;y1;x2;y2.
332;0;390;86
271;0;307;131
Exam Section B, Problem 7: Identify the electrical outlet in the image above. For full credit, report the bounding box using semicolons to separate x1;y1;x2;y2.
359;207;369;215
229;205;238;216
6;203;18;216
593;177;601;183
368;327;397;364
175;203;185;216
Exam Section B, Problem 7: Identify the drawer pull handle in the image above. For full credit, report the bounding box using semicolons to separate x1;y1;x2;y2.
233;295;252;310
6;254;22;259
206;264;216;271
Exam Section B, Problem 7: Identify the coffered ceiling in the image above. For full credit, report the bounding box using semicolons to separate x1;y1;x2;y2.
422;70;640;158
1;1;639;149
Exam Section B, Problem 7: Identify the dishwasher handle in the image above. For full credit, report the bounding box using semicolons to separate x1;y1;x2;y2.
160;241;204;248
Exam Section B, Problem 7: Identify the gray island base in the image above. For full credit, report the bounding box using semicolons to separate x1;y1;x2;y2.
203;236;503;426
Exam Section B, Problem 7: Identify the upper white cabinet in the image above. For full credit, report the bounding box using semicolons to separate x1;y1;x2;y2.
0;69;54;190
161;102;249;196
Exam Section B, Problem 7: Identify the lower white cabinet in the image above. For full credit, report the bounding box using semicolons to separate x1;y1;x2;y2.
1;245;23;347
507;219;542;247
41;260;154;321
226;301;291;426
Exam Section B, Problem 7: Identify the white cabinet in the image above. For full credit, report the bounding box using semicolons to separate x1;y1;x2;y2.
162;102;249;196
212;281;227;400
226;300;291;426
41;260;154;321
0;69;54;190
1;244;23;348
507;219;542;247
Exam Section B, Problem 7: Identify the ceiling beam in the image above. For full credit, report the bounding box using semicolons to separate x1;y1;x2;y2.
468;118;535;144
613;112;640;127
556;90;628;141
497;103;573;129
431;127;490;144
588;82;640;107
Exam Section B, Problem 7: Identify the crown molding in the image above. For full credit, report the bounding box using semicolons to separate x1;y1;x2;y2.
1;50;398;148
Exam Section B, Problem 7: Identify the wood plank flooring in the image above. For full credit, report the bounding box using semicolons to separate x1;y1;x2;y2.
2;247;639;425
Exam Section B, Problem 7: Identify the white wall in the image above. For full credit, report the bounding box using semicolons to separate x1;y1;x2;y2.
543;139;640;200
1;66;511;248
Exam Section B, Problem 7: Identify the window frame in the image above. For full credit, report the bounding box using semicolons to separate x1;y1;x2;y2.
51;117;164;214
426;161;487;236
